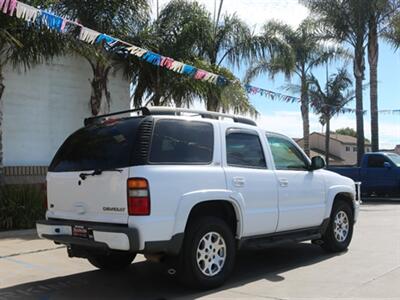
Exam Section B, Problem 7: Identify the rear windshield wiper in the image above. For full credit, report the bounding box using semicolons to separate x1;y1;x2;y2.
79;168;123;180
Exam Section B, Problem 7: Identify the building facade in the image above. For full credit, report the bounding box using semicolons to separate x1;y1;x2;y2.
3;55;130;183
295;132;372;166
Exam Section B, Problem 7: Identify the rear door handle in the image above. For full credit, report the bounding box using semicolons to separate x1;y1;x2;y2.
233;177;246;187
279;178;289;187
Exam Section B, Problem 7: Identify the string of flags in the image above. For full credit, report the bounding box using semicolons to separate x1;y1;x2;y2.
2;1;400;116
245;84;299;103
377;109;400;115
1;0;228;86
245;84;400;115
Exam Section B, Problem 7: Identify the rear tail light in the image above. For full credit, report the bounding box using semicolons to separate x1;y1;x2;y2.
127;178;150;215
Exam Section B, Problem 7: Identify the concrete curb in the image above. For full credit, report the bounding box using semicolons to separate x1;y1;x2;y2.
0;229;37;239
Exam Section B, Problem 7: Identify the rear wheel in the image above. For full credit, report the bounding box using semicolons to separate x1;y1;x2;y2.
87;251;136;270
178;217;236;289
321;200;354;252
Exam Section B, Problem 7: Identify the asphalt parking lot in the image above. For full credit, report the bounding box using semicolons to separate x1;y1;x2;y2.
0;201;399;300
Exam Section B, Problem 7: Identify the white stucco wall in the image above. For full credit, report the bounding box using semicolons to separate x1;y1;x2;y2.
3;55;130;166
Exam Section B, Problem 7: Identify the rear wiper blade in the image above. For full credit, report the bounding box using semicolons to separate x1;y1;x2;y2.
79;168;123;180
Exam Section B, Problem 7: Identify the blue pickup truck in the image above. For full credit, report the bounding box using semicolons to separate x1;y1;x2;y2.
329;152;400;197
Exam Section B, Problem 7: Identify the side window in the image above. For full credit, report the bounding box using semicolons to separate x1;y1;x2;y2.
149;119;213;164
367;155;386;168
226;131;267;169
267;135;309;171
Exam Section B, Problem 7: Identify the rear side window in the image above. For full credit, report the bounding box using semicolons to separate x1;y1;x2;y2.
367;155;386;168
226;131;266;169
149;119;213;164
49;118;144;172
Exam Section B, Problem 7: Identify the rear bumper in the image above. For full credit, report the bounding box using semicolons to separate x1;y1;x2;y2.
36;219;139;252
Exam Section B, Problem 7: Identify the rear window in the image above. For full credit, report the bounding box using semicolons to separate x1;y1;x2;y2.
149;119;213;164
49;118;143;172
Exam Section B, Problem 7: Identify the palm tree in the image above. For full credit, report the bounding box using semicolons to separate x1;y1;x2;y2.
0;13;65;184
127;0;211;108
202;7;260;112
128;0;258;116
245;19;342;156
302;0;370;165
368;0;400;152
52;0;150;116
369;0;400;152
308;68;355;166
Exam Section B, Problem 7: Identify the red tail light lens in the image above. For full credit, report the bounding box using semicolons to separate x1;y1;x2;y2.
128;197;150;215
127;178;150;215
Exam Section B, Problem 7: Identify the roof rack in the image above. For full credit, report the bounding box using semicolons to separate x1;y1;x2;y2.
84;107;150;126
148;107;257;126
84;106;257;126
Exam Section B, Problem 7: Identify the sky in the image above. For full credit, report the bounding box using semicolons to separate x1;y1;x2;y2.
154;0;400;149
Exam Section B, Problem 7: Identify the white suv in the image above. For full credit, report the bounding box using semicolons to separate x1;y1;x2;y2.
37;107;360;289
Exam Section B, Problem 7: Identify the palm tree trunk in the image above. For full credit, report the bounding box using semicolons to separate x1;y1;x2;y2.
0;70;5;185
368;15;379;152
325;117;330;167
206;89;219;112
152;92;161;106
90;63;111;116
206;100;218;111
300;74;310;157
354;41;365;166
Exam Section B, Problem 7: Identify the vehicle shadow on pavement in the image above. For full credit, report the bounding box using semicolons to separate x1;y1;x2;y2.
0;242;342;300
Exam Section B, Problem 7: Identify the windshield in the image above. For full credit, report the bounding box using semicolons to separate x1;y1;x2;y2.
49;117;143;172
387;153;400;167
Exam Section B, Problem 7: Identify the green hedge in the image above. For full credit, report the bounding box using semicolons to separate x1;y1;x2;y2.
0;184;46;230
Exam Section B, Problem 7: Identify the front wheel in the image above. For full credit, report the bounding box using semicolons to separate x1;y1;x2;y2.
321;200;354;252
87;251;136;270
178;217;236;289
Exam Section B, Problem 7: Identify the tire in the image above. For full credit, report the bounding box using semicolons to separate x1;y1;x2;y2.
178;217;236;289
321;200;354;253
87;251;136;270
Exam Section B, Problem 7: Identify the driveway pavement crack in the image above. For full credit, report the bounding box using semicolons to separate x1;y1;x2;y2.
0;246;65;259
231;290;288;300
341;265;400;297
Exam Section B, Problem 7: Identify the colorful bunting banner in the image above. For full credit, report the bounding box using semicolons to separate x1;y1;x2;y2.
244;84;300;103
5;0;400;114
1;1;229;86
244;83;400;115
377;109;400;115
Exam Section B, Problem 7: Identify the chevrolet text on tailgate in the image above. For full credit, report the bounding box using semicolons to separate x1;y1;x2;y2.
37;107;361;289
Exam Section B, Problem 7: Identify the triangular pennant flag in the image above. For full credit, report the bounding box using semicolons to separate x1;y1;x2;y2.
127;46;147;58
15;2;38;22
79;27;100;44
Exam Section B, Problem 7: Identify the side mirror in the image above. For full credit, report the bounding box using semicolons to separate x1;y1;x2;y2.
310;156;326;171
384;162;392;169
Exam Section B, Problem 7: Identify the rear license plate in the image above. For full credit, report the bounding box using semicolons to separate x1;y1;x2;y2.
72;225;88;238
